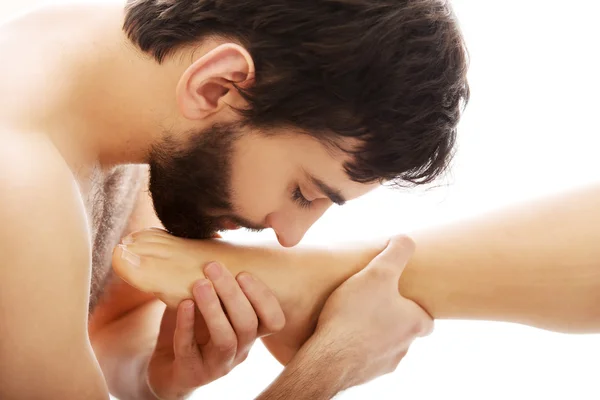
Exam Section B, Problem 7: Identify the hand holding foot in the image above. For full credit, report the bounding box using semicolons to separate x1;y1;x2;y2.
257;237;433;400
112;228;387;364
145;260;285;400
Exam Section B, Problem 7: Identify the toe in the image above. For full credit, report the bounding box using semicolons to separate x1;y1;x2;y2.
112;244;158;292
119;241;173;259
123;228;173;246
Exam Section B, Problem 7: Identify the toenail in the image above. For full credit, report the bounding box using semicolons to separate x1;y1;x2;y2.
237;272;254;286
204;262;222;280
121;234;135;245
118;245;140;267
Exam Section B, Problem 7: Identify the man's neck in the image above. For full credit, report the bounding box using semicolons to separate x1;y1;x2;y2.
16;1;194;170
61;2;178;168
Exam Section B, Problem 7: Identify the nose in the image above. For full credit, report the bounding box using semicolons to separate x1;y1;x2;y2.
268;205;329;248
275;228;306;248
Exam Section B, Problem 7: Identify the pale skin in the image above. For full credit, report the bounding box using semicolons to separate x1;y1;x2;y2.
112;183;600;371
0;3;425;400
2;3;599;400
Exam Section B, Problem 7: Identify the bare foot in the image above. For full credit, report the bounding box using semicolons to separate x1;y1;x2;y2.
112;228;386;363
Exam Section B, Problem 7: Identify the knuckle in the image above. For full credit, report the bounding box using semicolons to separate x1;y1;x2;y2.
215;336;238;356
409;321;425;337
237;351;250;364
237;321;259;343
245;317;260;334
410;314;432;337
420;318;435;337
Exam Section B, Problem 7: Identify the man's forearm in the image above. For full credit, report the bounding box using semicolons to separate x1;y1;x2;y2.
90;298;165;400
257;336;348;400
402;184;600;332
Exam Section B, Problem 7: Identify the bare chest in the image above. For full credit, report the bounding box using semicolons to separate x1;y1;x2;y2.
82;165;144;312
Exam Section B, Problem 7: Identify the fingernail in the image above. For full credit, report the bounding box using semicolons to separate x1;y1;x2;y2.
237;272;254;286
204;262;222;280
194;280;214;301
182;300;195;312
118;245;140;267
121;234;135;245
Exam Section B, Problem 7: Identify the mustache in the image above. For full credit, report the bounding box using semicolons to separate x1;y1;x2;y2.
222;215;267;232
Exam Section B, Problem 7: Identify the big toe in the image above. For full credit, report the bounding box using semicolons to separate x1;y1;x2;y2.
112;244;195;307
112;244;156;292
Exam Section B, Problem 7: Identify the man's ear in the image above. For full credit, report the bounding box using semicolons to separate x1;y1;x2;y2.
176;43;254;120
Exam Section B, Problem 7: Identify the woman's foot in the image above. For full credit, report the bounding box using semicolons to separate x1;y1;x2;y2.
112;228;385;363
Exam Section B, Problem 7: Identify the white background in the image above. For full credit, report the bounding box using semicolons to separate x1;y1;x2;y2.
3;1;599;399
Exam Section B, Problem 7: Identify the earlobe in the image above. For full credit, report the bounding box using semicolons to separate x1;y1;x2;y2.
175;43;255;121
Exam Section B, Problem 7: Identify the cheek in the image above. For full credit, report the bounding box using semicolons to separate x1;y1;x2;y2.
229;149;291;220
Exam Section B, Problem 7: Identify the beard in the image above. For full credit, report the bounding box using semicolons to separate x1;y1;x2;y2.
148;123;238;239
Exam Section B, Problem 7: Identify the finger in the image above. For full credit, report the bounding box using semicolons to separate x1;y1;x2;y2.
363;235;415;281
173;300;202;362
204;263;258;350
237;272;286;337
193;280;237;363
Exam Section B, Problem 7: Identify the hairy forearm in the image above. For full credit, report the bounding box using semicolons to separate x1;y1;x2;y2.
401;184;600;332
90;299;165;400
257;336;347;400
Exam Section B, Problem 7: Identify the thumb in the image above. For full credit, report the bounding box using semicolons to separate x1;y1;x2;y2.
363;235;416;280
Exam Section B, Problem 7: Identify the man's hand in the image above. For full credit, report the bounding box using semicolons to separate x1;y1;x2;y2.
315;235;432;387
147;262;285;400
258;236;432;400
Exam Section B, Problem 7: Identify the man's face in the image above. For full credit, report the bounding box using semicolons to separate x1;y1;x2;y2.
148;124;377;247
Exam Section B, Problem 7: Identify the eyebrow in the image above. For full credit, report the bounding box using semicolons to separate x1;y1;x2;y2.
308;175;346;206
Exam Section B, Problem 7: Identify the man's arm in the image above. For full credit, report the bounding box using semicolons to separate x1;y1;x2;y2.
90;288;165;400
258;237;430;400
89;179;166;400
91;179;286;400
256;337;346;400
403;183;600;332
0;135;109;399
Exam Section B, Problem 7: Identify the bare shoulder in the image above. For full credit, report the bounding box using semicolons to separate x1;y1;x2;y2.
0;132;88;242
0;132;107;399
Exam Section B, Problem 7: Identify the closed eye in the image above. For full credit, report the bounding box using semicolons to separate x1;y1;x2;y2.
292;187;312;209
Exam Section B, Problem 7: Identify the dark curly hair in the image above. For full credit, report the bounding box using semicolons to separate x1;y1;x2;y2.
124;0;469;186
